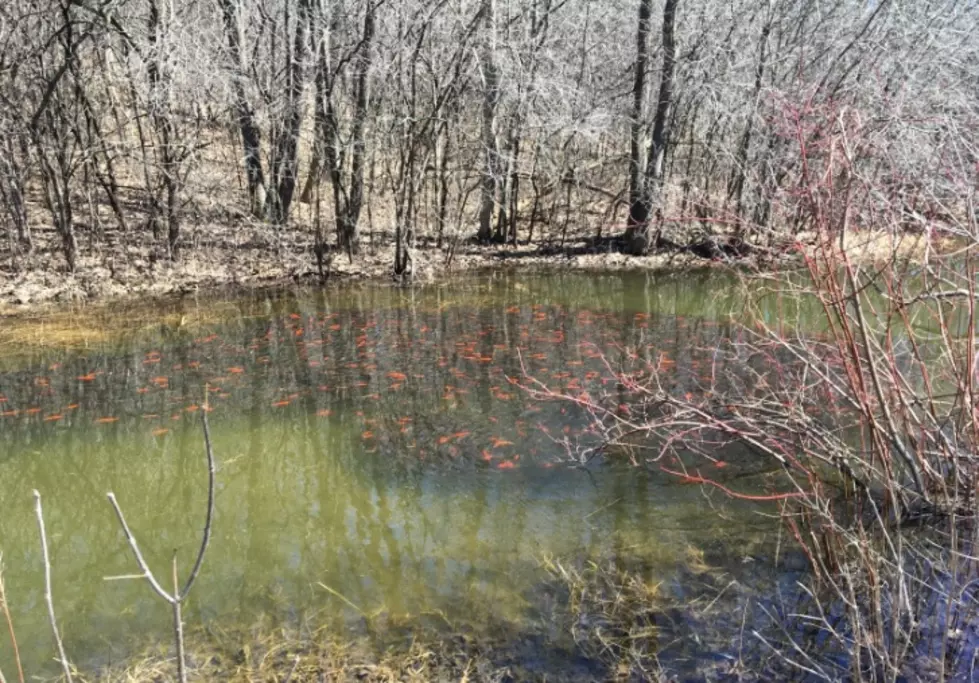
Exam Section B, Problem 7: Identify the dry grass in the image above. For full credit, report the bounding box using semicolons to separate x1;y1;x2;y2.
793;226;963;266
540;556;672;682
94;624;509;683
44;545;733;682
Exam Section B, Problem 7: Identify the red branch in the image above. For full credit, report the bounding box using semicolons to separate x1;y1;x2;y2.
659;465;805;501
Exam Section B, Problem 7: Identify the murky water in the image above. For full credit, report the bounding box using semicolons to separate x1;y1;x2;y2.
0;271;813;675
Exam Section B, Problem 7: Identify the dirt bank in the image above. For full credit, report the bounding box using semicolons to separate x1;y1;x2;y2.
1;217;937;317
0;220;748;316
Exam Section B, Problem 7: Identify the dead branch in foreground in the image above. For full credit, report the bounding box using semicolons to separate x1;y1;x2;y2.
106;410;216;683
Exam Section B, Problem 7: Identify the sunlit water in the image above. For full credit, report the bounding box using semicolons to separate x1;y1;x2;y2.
0;271;817;676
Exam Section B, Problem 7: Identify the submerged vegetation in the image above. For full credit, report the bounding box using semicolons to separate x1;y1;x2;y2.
69;545;739;682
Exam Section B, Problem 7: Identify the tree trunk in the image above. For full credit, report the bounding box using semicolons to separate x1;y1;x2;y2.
624;0;679;256
476;0;500;243
147;0;182;257
628;0;651;210
435;122;451;249
304;1;374;255
0;132;31;250
219;0;266;218
340;2;374;253
728;18;770;232
266;0;311;224
36;144;77;272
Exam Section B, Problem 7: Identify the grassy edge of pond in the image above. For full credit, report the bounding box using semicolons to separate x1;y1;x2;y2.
67;549;736;682
0;230;700;315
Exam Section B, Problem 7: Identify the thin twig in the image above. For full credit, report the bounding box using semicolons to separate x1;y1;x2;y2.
181;410;215;599
105;492;175;604
0;553;26;683
101;574;147;582
32;490;73;683
172;553;186;683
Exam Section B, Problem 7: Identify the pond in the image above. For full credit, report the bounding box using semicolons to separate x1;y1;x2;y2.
0;270;816;678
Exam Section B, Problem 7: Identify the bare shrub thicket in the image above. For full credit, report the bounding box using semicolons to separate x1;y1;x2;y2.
524;81;979;678
0;0;974;275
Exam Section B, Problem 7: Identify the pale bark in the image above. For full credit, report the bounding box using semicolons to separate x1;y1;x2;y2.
476;0;500;243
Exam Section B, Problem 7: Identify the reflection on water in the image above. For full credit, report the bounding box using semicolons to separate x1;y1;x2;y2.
0;271;787;675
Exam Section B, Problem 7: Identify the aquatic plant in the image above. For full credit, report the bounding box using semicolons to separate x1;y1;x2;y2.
541;556;666;680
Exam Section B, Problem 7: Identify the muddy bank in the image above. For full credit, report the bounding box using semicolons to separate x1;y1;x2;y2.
0;216;789;316
2;215;943;317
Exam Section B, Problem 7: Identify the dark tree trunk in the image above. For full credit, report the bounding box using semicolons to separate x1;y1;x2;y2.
340;3;374;253
728;18;771;231
147;0;182;257
628;0;652;209
624;0;679;256
219;0;266;218
29;0;85;272
0;133;31;250
267;0;311;224
304;1;374;256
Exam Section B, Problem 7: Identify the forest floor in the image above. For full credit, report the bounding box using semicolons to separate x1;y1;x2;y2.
0;217;937;316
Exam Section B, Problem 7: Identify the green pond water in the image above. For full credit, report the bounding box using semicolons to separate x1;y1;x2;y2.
0;270;817;676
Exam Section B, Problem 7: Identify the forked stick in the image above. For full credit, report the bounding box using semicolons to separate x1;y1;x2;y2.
106;411;216;683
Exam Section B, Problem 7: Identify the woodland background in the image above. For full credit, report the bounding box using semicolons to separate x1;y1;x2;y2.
0;0;975;284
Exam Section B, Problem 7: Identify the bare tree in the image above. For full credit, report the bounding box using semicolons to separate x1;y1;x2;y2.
266;0;313;224
476;0;501;244
219;0;267;217
0;0;973;278
624;0;679;255
302;0;377;256
147;0;184;256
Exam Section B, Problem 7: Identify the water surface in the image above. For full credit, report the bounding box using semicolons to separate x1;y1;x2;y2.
0;271;794;675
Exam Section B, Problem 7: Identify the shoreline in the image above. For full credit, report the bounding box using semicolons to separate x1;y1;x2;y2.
0;235;746;317
0;223;938;319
